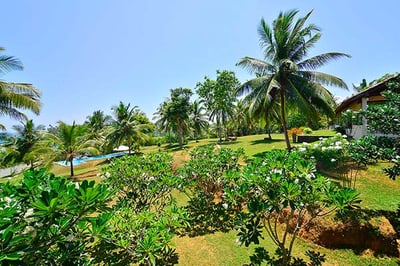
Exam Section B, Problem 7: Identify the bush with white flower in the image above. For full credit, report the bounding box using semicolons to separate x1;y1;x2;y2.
179;144;246;234
360;83;400;179
229;149;361;265
296;133;349;172
100;152;188;265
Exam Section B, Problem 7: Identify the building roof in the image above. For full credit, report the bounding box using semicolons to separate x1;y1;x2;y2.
335;73;400;114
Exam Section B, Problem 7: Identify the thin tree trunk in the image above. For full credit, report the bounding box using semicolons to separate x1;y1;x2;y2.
265;112;272;140
217;120;223;142
178;125;183;148
70;159;74;177
280;88;291;151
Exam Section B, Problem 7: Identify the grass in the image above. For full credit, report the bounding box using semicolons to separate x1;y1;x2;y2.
357;163;400;211
174;226;400;266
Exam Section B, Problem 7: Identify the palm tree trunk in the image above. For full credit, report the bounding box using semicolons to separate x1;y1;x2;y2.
217;119;223;142
265;112;272;140
280;89;291;151
178;125;183;148
70;159;74;177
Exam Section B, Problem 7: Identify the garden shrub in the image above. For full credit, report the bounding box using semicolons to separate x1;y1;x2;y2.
359;85;400;179
301;127;313;135
296;134;348;170
100;152;188;265
0;169;112;265
103;152;179;211
228;150;361;265
179;145;246;235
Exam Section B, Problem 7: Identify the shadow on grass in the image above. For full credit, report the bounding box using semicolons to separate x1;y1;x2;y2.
250;138;282;145
163;143;188;152
252;151;270;159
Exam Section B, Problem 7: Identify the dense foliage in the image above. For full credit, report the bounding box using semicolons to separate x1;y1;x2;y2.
360;79;400;179
196;70;240;141
100;152;188;265
228;149;360;265
179;145;246;234
0;169;111;265
1;142;363;265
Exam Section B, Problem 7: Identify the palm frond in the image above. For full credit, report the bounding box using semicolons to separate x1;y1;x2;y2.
236;57;275;75
296;71;349;90
298;52;351;70
258;18;276;59
0;55;23;74
290;33;321;61
236;75;274;97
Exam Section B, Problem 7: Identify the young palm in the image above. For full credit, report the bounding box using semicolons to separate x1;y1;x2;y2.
12;120;45;167
34;121;100;177
237;10;349;150
85;110;113;152
0;47;41;129
107;102;151;153
154;88;192;148
190;100;208;142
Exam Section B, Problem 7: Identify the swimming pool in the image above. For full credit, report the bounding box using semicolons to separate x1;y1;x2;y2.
56;152;127;166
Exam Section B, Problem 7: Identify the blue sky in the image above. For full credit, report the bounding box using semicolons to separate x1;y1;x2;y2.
2;0;399;130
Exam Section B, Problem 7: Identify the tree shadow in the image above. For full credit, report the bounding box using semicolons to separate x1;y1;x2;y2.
163;143;188;152
250;138;282;145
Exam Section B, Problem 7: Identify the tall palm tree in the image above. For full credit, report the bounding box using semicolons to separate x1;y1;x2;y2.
190;100;208;142
0;47;41;129
107;102;152;154
230;99;250;136
236;10;349;150
240;78;281;139
34;121;100;177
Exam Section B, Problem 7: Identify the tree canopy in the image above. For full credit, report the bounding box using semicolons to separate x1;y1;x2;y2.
236;9;349;150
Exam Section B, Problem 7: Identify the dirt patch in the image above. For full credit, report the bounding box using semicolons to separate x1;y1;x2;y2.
299;215;399;257
73;169;101;181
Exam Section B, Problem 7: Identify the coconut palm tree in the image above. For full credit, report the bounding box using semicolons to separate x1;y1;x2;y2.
236;10;349;150
190;100;208;142
8;120;45;167
34;121;100;177
239;78;281;139
85;110;112;137
84;110;113;152
154;88;192;148
107;102;152;154
0;47;41;129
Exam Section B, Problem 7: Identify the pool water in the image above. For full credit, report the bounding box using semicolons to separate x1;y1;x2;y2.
56;152;127;166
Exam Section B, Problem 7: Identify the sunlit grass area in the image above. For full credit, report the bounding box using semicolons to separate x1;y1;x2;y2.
357;163;400;211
